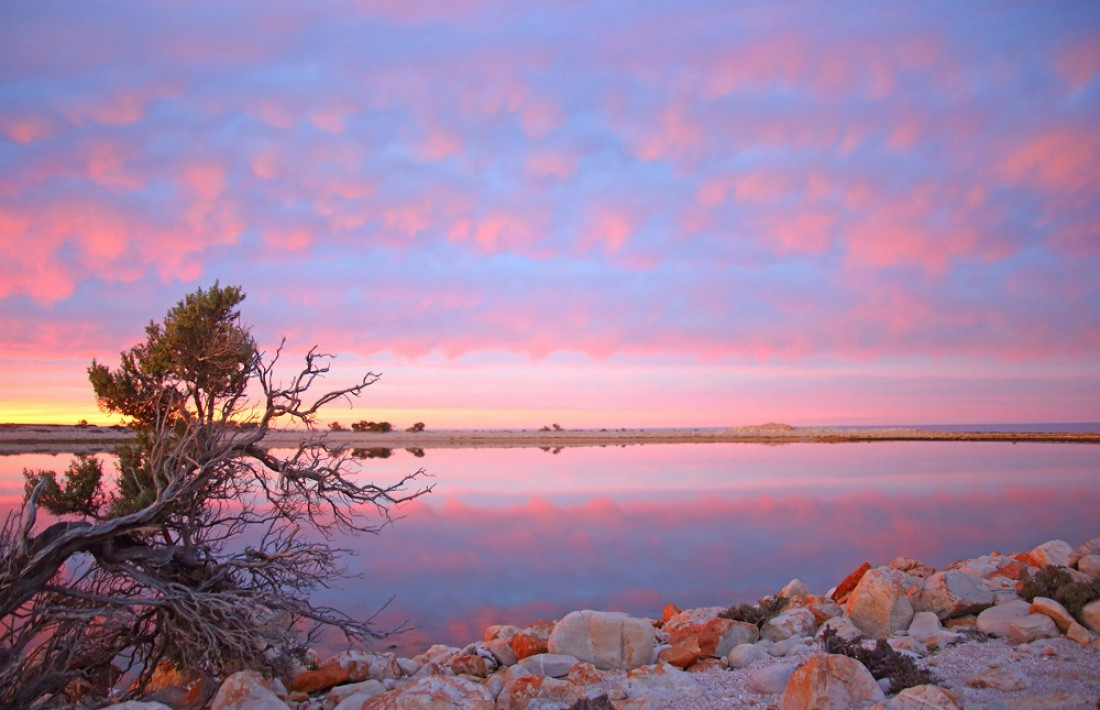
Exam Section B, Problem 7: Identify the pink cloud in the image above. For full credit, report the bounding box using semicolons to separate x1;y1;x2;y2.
579;207;637;255
0;114;56;144
525;149;577;180
999;125;1100;195
1054;38;1100;91
519;98;564;139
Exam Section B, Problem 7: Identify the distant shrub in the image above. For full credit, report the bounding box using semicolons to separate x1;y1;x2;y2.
329;421;345;431
1019;566;1100;618
76;419;89;427
718;594;788;628
350;420;392;433
406;422;425;432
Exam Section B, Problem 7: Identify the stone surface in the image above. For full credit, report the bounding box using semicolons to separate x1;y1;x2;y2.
483;624;519;643
511;619;555;660
210;671;289;710
622;663;702;703
1029;596;1076;633
845;567;914;639
661;606;725;634
103;703;175;710
494;669;585;710
888;636;928;656
976;599;1032;637
449;654;493;678
747;663;799;694
816;615;863;643
807;598;845;625
832;561;872;601
912;570;994;621
777;653;885;709
1078;553;1100;577
1081;599;1100;634
908;610;963;650
781;578;811;600
760;606;817;641
657;636;702;669
548;610;656;670
360;676;494;709
1028;539;1075;568
727;642;769;669
967;665;1031;691
329;680;385;705
1066;620;1096;645
482;637;517;667
517;653;580;678
884;684;961;709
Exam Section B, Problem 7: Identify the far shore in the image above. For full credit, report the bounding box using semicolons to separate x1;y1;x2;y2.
2;422;1099;456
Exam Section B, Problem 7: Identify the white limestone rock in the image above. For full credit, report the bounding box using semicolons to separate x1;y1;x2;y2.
911;570;994;620
747;663;799;694
760;606;817;641
1007;613;1060;644
727;642;769;669
547;610;656;670
976;599;1031;637
845;567;914;639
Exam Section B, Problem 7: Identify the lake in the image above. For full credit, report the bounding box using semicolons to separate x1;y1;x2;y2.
4;440;1099;657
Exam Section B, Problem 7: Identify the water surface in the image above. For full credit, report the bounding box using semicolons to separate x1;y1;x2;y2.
4;441;1098;656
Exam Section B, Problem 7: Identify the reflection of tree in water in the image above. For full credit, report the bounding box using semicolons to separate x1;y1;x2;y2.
351;447;392;459
405;448;425;458
539;446;563;455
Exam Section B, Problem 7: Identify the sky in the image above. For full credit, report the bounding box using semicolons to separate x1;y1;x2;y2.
1;1;1098;428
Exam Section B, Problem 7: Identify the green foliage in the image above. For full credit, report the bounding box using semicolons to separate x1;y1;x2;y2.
23;455;105;518
1019;566;1100;618
718;594;789;628
821;626;939;693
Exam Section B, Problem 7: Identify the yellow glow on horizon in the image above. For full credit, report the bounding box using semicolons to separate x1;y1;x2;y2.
0;401;119;426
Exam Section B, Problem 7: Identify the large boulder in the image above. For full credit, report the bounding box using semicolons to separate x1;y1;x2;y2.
666;617;757;659
1026;539;1075;568
748;663;799;694
831;561;872;601
976;599;1031;637
1030;597;1077;633
845;568;914;639
494;667;586;710
911;570;993;620
622;663;702;705
210;671;289;710
360;676;494;709
1078;554;1100;577
1006;613;1059;644
728;643;769;669
778;653;885;709
548;610;656;670
884;684;961;709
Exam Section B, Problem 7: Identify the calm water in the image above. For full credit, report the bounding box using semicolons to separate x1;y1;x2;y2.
4;441;1099;656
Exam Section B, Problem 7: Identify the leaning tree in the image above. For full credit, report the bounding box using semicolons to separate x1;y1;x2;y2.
0;284;431;707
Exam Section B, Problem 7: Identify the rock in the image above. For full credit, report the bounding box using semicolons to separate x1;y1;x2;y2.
747;663;799;694
289;652;400;694
912;570;994;620
657;636;701;669
1080;599;1100;634
884;684;961;709
494;669;585;710
967;665;1031;691
845;568;914;639
777;653;885;709
622;663;702;703
832;561;872;602
360;675;494;709
1067;620;1096;645
566;661;626;700
807;598;845;625
511;620;555;660
517;653;579;678
330;680;386;705
727;643;769;669
482;637;517;667
976;599;1032;637
907;611;963;650
1028;539;1075;568
449;654;494;678
666;617;756;660
760;607;817;641
686;658;726;673
781;578;811;600
1076;534;1100;558
548;610;656;670
816;615;863;643
396;658;420;676
484;624;519;642
210;671;289;710
662;603;681;622
103;703;175;710
1030;596;1076;633
1078;553;1100;577
334;694;377;710
888;636;928;656
661;606;725;634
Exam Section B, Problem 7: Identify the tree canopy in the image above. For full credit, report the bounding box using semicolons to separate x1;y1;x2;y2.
1;283;431;707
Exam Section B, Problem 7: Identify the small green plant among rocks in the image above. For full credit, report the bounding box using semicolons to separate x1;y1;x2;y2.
1019;566;1100;618
718;594;789;628
821;626;939;693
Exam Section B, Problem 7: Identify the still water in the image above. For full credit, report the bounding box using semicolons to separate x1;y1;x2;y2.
4;441;1099;656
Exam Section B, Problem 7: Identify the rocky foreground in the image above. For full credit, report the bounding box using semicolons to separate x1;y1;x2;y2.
114;534;1100;710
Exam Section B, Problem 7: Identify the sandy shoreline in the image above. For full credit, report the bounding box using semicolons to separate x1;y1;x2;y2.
2;423;1099;455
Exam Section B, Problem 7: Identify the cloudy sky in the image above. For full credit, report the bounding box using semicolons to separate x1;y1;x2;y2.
1;1;1098;428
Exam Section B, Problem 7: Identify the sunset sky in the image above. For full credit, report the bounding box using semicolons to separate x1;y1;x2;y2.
1;1;1098;428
